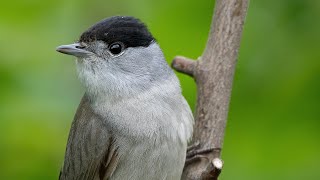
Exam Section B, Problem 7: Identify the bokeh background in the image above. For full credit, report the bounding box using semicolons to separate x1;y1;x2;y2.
1;0;319;179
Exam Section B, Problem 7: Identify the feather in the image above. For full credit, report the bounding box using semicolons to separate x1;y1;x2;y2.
59;95;119;180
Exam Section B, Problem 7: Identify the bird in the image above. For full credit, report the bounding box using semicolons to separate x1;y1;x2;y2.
56;16;194;180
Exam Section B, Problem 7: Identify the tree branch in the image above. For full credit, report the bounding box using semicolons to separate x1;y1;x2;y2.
172;56;196;77
172;0;249;179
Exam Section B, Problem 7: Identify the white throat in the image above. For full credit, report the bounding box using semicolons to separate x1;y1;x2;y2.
76;43;177;104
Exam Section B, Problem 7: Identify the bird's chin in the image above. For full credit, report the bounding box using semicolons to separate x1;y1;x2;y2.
76;58;85;63
76;55;102;63
75;57;94;65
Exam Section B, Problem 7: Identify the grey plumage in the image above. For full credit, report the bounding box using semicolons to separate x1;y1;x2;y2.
57;16;193;180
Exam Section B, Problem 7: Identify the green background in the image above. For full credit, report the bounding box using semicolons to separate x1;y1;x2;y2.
1;0;319;179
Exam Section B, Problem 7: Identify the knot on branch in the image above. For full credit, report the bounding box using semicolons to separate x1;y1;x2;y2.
201;158;223;180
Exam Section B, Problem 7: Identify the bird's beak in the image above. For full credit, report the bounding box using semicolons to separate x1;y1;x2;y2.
56;43;92;57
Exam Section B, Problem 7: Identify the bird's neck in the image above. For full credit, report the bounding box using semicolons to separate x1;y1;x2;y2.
87;74;180;106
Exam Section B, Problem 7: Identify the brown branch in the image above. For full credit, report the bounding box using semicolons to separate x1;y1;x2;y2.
171;56;196;77
172;0;249;179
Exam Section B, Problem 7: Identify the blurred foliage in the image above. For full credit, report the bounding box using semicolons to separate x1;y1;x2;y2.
0;0;319;179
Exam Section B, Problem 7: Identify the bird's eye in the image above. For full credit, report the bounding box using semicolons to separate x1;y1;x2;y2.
109;42;123;55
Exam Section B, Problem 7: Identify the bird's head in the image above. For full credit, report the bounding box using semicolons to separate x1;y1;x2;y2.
56;16;177;101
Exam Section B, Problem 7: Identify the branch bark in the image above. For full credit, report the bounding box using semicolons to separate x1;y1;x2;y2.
172;0;249;179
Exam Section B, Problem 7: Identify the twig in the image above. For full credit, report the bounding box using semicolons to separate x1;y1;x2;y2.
171;56;196;77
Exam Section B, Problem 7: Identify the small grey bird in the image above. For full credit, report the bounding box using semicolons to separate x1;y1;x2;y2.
56;16;193;180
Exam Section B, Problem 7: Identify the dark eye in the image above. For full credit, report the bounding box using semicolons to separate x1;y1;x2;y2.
109;42;123;55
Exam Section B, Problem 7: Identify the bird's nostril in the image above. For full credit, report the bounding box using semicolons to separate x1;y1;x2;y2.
76;45;85;49
75;42;87;49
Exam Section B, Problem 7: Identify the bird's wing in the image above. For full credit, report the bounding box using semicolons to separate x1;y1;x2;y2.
59;94;119;180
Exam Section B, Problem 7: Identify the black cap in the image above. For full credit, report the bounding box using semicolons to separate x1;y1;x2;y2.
79;16;155;48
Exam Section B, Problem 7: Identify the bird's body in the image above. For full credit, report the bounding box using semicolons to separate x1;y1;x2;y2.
57;16;193;180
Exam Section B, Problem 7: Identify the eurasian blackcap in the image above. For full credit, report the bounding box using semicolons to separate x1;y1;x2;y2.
56;16;193;180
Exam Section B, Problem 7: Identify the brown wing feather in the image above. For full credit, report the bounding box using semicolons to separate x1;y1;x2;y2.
99;137;119;180
59;94;119;180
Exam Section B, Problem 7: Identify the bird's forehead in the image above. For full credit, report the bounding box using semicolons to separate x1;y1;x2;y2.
79;16;154;48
